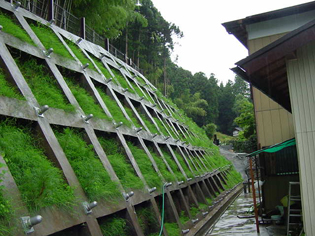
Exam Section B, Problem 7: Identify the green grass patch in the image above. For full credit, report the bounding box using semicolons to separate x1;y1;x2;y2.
139;113;159;134
100;216;127;236
136;76;146;85
160;149;185;181
153;117;169;136
96;88;132;127
179;211;190;225
30;23;72;59
189;206;199;217
0;12;34;45
224;168;243;189
0;163;14;235
137;207;158;235
55;127;120;201
148;147;176;183
93;59;112;78
64;77;108;120
0;69;24;99
127;142;162;189
173;151;194;178
124;106;141;127
206;197;212;205
98;137;144;191
198;203;208;210
164;222;180;236
66;41;96;71
131;82;146;98
16;58;75;112
167;123;179;139
0;120;76;212
111;68;134;93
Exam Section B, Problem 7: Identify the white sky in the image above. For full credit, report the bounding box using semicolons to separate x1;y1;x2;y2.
151;0;313;84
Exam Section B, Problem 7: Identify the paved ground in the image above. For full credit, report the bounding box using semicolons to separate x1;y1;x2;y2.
206;192;286;236
206;148;286;236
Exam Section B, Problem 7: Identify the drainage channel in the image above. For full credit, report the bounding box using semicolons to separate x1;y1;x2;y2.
186;184;243;236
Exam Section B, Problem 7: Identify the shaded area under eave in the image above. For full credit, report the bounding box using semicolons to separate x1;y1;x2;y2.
231;19;315;113
247;138;296;157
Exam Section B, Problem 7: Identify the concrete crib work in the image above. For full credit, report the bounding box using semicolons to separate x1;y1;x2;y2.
0;1;242;235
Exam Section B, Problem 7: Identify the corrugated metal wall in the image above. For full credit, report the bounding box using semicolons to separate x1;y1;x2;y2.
287;40;315;236
248;33;295;148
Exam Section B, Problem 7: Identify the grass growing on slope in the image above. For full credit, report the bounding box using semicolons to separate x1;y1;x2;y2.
127;142;162;189
0;120;76;212
131;82;146;99
100;217;127;236
179;211;190;225
30;23;72;59
0;69;24;99
17;58;75;112
123;105;141;128
139;113;159;134
153;117;169;136
111;68;134;93
0;163;14;235
160;149;185;181
137;207;158;235
0;13;34;45
66;41;96;71
148;147;176;183
164;222;180;236
55;128;120;201
96;88;132;127
64;77;109;120
224;168;243;189
189;206;199;217
173;151;194;178
98;137;144;191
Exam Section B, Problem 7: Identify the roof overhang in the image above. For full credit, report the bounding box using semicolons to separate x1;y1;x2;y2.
222;1;315;49
232;19;315;112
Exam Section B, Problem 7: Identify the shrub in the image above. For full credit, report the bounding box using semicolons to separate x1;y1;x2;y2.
0;120;76;212
55;128;121;201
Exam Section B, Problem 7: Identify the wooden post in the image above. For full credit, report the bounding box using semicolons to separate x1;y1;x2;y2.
250;157;260;233
80;17;85;39
48;0;54;22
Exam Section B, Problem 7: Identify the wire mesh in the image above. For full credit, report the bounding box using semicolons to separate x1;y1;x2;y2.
6;0;142;73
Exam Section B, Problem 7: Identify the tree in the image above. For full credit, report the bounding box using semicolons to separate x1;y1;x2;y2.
203;123;217;139
216;80;236;135
233;95;255;139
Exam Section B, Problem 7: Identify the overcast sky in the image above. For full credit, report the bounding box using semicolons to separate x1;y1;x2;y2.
150;0;312;84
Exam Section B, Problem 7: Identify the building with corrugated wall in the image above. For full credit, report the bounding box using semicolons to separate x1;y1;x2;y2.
223;2;315;235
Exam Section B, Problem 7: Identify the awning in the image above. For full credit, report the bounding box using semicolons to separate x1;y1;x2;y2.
247;138;296;157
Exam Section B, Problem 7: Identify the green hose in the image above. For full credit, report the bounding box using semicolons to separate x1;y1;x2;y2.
158;183;166;236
